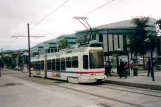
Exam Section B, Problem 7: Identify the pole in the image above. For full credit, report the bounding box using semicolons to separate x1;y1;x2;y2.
27;23;31;77
151;44;155;81
0;67;1;77
127;53;130;75
44;54;47;78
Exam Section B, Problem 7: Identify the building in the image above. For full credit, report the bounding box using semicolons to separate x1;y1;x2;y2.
76;18;157;61
30;33;77;59
30;18;159;68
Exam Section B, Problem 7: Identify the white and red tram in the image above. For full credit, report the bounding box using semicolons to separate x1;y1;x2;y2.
31;46;106;83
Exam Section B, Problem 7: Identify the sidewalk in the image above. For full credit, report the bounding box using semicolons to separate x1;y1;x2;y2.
106;69;161;91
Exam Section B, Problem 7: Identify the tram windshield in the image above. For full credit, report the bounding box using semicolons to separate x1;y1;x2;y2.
89;50;104;69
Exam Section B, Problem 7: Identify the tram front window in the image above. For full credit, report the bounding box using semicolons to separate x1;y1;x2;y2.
89;50;104;69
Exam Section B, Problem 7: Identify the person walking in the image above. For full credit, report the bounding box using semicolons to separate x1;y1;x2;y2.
1;62;4;71
105;61;110;77
0;61;2;77
119;59;126;79
124;62;128;78
147;58;151;77
109;61;112;76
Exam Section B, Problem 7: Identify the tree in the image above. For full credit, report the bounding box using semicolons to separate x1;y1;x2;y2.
156;19;161;30
156;18;161;34
129;16;150;57
58;39;71;50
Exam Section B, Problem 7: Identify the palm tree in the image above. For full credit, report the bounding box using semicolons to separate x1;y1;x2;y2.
130;16;150;57
156;18;161;34
129;16;151;69
156;19;161;30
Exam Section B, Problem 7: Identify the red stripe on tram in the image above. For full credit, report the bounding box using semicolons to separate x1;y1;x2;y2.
80;71;104;74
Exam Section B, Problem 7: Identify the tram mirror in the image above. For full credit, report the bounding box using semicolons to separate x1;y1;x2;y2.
83;55;88;69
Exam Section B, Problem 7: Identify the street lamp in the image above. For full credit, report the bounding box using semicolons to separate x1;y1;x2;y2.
144;38;155;81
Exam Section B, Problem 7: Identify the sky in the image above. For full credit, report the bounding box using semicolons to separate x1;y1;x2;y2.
0;0;161;51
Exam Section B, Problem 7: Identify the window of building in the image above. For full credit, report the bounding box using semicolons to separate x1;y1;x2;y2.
56;58;60;71
48;49;50;53
35;61;38;70
52;59;55;71
99;34;103;42
61;58;65;70
72;56;78;68
41;61;44;70
92;34;96;40
47;60;51;70
37;61;41;70
66;57;71;68
51;49;54;53
55;49;57;52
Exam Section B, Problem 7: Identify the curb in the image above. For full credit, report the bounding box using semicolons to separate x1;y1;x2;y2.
4;69;28;73
105;80;161;91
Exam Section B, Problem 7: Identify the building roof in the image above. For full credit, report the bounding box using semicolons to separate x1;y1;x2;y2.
95;17;156;31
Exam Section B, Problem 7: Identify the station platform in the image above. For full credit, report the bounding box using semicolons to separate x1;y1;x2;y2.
106;69;161;91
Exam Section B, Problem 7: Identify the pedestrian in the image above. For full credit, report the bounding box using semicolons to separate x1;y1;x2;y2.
1;62;4;71
0;62;2;77
124;62;128;77
147;58;151;77
118;59;122;78
105;61;110;77
109;61;112;76
119;59;126;79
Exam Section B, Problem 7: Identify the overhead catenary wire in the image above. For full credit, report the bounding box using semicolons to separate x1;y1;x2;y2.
9;0;69;49
43;0;115;37
18;0;69;37
9;0;115;49
30;0;69;31
83;0;115;16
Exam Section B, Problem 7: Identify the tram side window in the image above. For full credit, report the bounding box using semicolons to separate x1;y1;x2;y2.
72;56;78;68
83;55;88;69
51;49;54;53
61;58;65;70
56;58;60;71
35;61;38;70
47;60;52;70
33;62;36;70
66;57;71;68
41;61;44;70
52;59;55;71
31;62;34;70
37;61;41;70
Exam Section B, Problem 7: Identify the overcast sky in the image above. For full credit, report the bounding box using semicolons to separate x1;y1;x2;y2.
0;0;161;51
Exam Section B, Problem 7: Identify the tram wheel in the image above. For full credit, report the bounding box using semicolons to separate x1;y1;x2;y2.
67;77;79;84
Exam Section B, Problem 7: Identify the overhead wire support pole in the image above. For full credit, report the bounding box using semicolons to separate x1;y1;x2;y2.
11;23;44;77
27;23;31;77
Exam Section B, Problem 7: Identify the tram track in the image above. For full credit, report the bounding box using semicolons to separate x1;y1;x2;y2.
12;75;146;107
96;84;161;98
6;70;161;107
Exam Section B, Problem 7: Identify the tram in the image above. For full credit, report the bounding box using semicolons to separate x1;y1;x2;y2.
31;45;106;83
